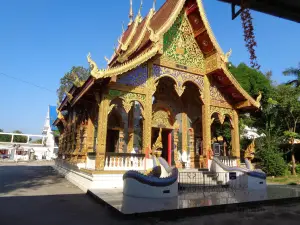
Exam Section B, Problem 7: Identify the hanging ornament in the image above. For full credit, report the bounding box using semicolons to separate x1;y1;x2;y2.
241;6;260;70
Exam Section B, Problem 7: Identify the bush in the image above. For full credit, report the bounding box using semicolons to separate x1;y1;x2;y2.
296;164;300;174
256;149;288;176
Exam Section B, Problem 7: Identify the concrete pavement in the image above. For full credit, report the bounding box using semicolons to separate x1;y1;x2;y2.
1;162;300;225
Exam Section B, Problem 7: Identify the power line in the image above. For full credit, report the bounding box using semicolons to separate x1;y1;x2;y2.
0;72;55;93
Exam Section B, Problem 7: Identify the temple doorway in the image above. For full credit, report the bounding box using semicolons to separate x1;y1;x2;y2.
151;128;173;165
211;113;232;157
106;129;119;153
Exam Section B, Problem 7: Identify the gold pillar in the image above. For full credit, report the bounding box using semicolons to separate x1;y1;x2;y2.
202;75;211;167
173;127;181;168
95;94;110;170
142;62;154;153
119;130;124;153
127;108;134;152
87;115;95;153
182;113;188;153
231;109;240;164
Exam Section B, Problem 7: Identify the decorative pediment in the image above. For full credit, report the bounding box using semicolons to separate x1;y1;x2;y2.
160;11;205;74
152;110;173;129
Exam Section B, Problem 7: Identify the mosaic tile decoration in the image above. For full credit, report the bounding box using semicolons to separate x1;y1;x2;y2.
153;65;204;90
117;65;148;87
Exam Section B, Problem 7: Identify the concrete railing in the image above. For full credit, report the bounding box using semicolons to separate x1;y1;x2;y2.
104;153;145;171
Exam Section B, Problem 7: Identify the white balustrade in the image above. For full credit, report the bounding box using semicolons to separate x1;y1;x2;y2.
219;157;237;168
104;154;145;171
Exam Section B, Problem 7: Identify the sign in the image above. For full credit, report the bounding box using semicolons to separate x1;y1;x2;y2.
229;172;237;180
213;143;221;156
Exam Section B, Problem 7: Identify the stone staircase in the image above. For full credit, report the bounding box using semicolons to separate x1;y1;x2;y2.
178;168;226;188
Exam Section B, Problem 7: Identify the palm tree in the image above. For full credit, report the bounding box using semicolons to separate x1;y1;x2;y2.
283;62;300;87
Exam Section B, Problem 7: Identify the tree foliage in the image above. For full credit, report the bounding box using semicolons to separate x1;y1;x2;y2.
0;128;11;142
57;66;90;102
12;130;28;143
229;63;272;102
283;62;300;87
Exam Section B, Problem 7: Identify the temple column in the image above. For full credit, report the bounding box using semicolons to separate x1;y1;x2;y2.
127;107;134;152
231;109;240;165
87;114;95;153
142;62;154;154
182;113;188;154
95;93;110;170
202;75;212;168
168;132;172;165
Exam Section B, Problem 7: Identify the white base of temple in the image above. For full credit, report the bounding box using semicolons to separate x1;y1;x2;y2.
123;178;178;198
54;160;124;192
247;175;267;190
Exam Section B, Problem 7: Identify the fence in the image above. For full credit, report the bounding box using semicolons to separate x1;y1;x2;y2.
178;171;248;193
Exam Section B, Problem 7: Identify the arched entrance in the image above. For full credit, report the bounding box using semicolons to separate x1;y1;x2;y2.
211;113;233;157
152;77;179;165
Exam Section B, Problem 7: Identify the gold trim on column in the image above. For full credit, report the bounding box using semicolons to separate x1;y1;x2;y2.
95;94;110;170
182;113;188;153
142;62;153;153
231;109;240;164
202;75;211;166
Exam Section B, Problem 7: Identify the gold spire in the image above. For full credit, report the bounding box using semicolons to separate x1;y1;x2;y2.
129;0;133;26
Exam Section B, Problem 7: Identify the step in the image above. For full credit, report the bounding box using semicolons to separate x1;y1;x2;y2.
179;168;209;172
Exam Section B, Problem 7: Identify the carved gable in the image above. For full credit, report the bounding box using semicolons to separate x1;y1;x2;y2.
210;83;232;108
160;11;205;75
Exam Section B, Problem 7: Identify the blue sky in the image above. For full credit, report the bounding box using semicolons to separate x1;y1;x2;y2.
0;0;299;134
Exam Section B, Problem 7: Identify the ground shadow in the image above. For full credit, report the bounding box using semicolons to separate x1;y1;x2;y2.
0;165;64;194
0;194;137;225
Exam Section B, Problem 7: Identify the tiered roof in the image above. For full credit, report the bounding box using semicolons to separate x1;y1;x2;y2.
57;0;260;113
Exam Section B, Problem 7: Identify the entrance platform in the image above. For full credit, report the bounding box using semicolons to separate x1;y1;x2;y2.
88;185;300;216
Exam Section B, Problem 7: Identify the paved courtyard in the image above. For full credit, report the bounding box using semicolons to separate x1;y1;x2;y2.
1;162;300;225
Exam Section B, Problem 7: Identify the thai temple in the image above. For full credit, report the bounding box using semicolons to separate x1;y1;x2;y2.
54;0;261;174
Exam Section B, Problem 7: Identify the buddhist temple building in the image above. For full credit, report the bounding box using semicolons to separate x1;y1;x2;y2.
54;0;260;172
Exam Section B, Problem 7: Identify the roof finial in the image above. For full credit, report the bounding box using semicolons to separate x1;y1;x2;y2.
122;21;125;33
152;0;157;11
138;0;143;16
129;0;133;26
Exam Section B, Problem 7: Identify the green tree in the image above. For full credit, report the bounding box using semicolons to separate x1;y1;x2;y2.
0;129;11;142
283;62;300;87
274;85;300;175
31;139;43;144
12;130;28;143
228;63;273;103
57;66;90;102
254;98;288;176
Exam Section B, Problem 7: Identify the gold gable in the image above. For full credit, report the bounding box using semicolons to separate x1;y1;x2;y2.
160;11;205;75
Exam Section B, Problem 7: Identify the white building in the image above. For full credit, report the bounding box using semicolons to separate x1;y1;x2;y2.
0;105;59;161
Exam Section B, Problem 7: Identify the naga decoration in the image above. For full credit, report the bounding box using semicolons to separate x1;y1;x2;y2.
65;91;73;102
87;53;101;77
72;76;85;88
152;128;163;156
241;6;260;70
256;91;262;104
244;139;255;170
